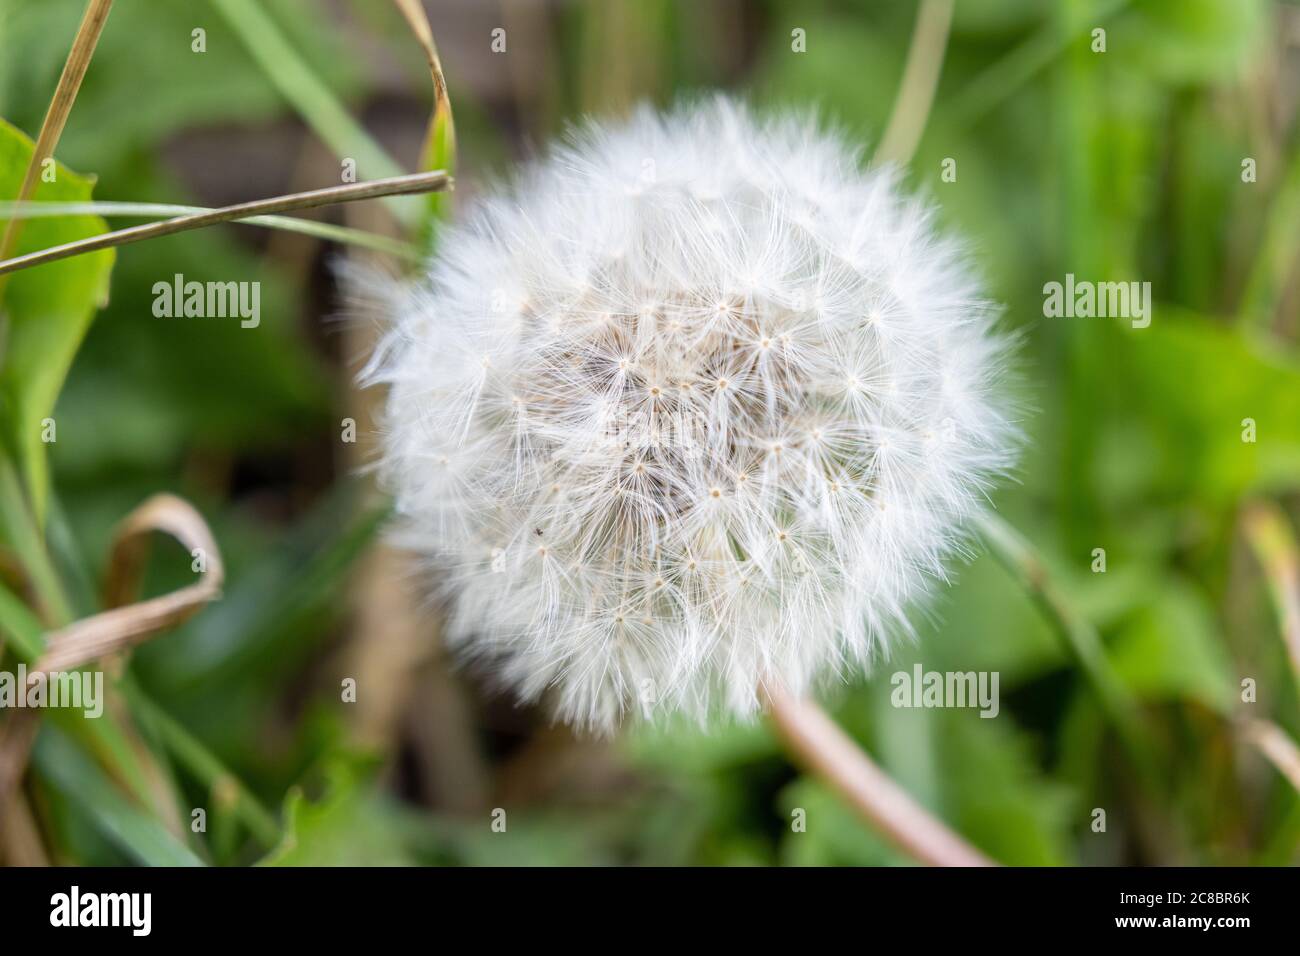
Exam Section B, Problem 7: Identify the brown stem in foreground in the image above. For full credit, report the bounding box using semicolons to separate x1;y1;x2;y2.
761;680;995;867
0;170;451;277
0;494;224;822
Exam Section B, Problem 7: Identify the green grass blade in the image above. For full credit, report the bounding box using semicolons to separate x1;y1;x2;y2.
948;0;1132;131
0;578;44;659
34;727;206;866
209;0;417;227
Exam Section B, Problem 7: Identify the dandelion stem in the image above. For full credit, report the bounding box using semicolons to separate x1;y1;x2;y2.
761;680;995;867
0;171;450;277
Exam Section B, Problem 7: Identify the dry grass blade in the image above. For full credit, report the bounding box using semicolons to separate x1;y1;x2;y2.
393;0;450;108
0;713;42;834
0;200;420;260
392;0;455;156
0;0;113;267
1242;719;1300;793
0;495;224;820
0;794;51;865
1242;501;1300;685
36;494;223;673
0;170;450;277
392;0;456;225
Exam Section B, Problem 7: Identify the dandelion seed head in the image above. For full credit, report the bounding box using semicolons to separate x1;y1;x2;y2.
362;98;1017;731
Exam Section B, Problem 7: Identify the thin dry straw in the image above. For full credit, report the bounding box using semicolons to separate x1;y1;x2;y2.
0;201;420;260
0;0;113;286
0;171;451;277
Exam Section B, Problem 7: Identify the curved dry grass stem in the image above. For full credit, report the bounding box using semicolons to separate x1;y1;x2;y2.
761;680;995;867
0;494;223;826
0;171;451;277
35;494;224;673
873;0;954;167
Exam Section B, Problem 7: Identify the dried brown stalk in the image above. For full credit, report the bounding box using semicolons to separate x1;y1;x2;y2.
0;793;51;866
37;494;224;673
0;171;451;277
391;0;456;170
0;494;224;822
0;0;114;269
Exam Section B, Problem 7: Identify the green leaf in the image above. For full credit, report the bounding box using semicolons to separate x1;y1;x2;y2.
0;116;113;525
937;711;1075;865
1110;579;1236;713
1119;310;1300;502
867;692;1075;865
209;0;418;227
417;102;455;248
777;693;1074;866
778;776;908;866
261;759;417;866
1121;0;1267;86
0;0;360;167
33;726;205;867
0;575;43;659
626;712;779;773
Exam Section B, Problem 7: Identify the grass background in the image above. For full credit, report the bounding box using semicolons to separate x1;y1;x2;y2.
1;0;1299;866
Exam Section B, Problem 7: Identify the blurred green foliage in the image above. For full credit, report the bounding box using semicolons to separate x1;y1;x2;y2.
1;0;1299;866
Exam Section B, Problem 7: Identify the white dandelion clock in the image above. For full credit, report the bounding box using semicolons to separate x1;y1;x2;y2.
363;98;1017;731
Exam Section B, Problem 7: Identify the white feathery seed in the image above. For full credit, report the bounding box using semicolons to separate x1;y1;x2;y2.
361;98;1017;731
